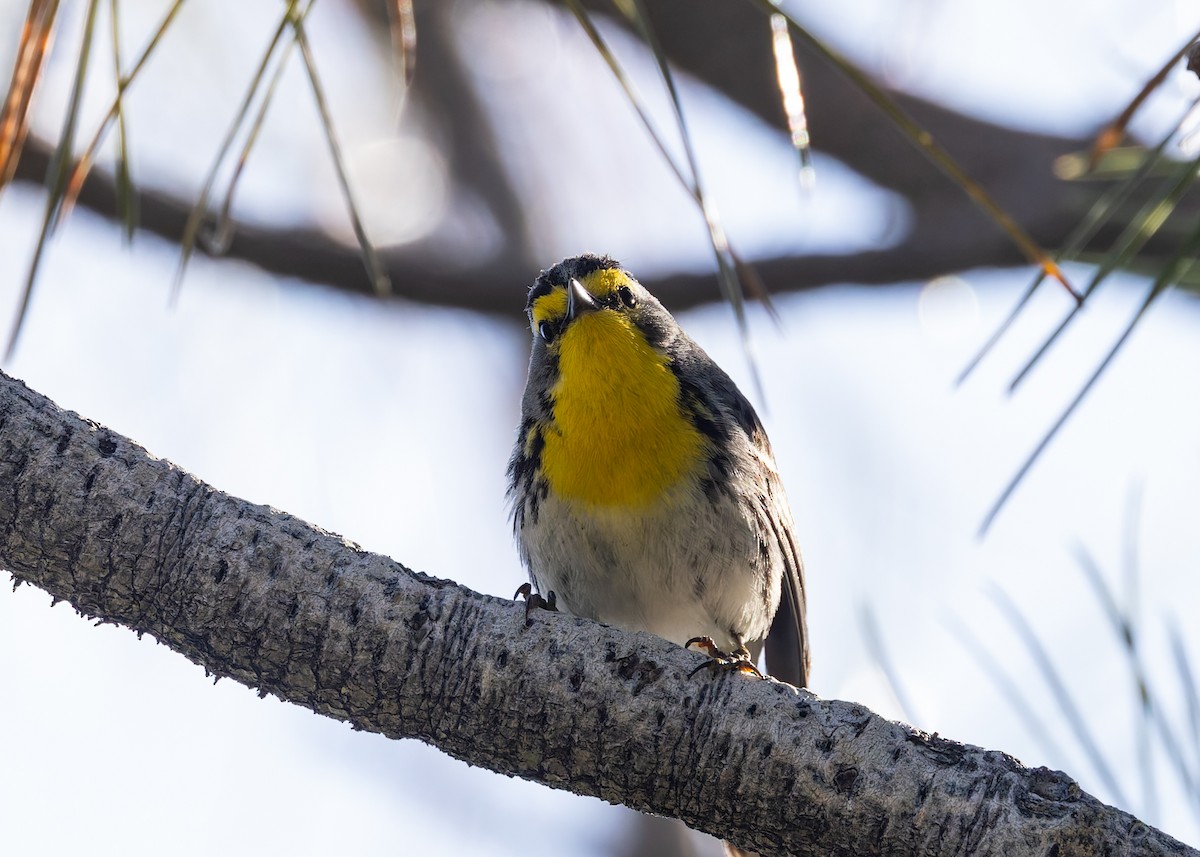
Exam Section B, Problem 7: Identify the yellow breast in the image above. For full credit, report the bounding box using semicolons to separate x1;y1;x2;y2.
541;309;705;509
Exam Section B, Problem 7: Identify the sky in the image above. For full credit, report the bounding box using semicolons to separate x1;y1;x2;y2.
1;1;1199;855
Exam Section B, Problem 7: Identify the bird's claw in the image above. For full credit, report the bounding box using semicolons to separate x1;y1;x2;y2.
686;636;764;679
514;582;558;620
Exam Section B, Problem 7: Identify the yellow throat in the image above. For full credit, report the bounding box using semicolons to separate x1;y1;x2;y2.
534;271;704;509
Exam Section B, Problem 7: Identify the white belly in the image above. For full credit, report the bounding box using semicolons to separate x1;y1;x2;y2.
518;486;777;653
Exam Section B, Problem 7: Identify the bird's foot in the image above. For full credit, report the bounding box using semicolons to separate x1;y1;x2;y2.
514;582;558;620
685;636;764;679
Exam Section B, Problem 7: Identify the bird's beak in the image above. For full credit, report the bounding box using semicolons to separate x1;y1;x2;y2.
567;278;599;321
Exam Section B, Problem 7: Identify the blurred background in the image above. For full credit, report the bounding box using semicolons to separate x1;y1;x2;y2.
2;0;1199;854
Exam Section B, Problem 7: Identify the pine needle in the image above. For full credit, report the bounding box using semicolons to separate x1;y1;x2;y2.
768;8;813;190
0;0;60;196
174;0;305;301
988;586;1129;807
6;0;101;361
1089;29;1200;170
752;0;1081;304
980;220;1200;534
957;105;1192;387
1008;150;1200;394
290;8;390;296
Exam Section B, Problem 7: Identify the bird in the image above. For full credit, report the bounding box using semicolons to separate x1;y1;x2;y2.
507;253;808;688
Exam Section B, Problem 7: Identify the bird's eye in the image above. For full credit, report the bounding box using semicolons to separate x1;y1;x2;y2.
538;321;556;343
618;285;637;308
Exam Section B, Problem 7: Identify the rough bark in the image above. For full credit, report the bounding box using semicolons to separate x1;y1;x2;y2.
0;368;1193;857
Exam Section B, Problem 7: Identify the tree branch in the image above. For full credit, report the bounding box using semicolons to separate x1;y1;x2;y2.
12;1;1196;316
8;132;1140;319
0;369;1192;857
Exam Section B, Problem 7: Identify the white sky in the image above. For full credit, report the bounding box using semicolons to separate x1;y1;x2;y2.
1;1;1199;854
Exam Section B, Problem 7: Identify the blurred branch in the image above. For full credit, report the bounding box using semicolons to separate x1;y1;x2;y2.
7;0;1199;314
12;130;1182;316
0;368;1193;857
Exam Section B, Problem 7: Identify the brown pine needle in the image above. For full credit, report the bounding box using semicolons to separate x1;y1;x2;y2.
0;0;60;194
5;0;100;361
1089;28;1200;170
1041;260;1079;303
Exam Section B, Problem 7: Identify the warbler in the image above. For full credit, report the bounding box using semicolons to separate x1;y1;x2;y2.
507;254;809;689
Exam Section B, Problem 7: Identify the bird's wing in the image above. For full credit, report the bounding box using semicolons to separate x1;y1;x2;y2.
738;392;810;688
764;499;809;688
